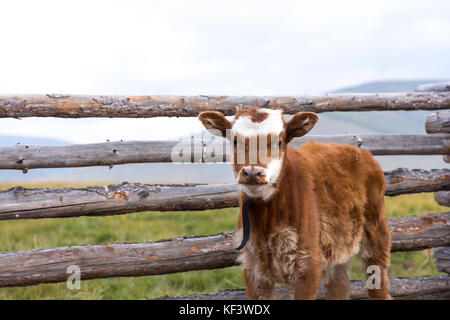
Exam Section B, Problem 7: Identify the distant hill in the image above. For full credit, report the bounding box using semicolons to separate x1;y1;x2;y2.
0;135;77;182
1;79;448;184
322;79;449;173
0;135;71;147
326;78;450;134
330;79;449;93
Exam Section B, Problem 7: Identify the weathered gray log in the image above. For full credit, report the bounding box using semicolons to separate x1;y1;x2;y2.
0;183;239;220
389;212;450;252
0;213;448;288
290;134;449;156
0;232;238;288
0;92;449;118
0;169;448;220
384;168;450;196
435;191;450;207
426;112;450;133
0;134;449;170
157;275;450;300
415;82;450;92
0;140;178;170
432;247;450;274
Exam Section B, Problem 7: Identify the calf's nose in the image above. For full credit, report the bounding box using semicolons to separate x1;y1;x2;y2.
241;166;265;183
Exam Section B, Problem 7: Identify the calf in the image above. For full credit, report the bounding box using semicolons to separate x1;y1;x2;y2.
198;107;391;300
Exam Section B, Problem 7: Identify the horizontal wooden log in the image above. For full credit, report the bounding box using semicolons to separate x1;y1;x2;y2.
0;183;239;220
389;212;450;252
426;111;450;133
435;191;450;207
415;82;450;92
157;275;450;300
0;134;449;171
0;140;178;170
432;247;450;274
290;134;449;156
0;169;448;220
0;232;237;288
384;168;450;196
0;92;449;118
0;213;448;288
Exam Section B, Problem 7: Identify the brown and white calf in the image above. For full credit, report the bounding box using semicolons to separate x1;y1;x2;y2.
198;107;391;300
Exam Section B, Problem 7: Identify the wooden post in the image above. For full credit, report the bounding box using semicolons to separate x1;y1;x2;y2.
426;111;450;134
425;111;450;206
434;191;450;207
432;247;450;274
415;82;450;93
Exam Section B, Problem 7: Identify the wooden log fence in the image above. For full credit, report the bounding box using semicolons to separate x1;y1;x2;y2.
1;92;450;118
158;275;450;300
0;168;448;220
0;134;448;171
0;212;448;288
0;85;449;299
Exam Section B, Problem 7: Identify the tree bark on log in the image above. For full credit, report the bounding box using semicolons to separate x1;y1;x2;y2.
156;275;450;300
291;134;449;156
0;213;448;288
0;169;448;220
434;191;450;207
0;92;449;118
0;183;240;220
389;212;450;252
384;168;450;196
432;247;450;274
0;134;448;171
426;112;450;134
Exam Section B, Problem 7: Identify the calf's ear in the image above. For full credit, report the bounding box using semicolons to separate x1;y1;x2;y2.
198;111;232;137
286;112;319;142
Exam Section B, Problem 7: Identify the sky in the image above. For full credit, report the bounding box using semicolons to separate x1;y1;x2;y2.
0;0;449;143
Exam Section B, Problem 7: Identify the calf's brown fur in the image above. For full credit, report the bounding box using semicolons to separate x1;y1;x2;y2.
198;107;391;300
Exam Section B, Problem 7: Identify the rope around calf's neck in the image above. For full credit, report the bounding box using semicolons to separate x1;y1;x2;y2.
235;200;251;250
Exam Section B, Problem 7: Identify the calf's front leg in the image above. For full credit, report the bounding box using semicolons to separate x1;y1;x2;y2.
291;258;322;300
244;269;275;300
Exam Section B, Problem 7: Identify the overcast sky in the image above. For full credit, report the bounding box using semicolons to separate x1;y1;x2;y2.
0;0;449;143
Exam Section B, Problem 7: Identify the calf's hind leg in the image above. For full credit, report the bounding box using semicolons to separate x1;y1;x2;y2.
360;201;392;300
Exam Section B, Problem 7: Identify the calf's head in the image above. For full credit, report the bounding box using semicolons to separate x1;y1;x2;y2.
199;107;318;201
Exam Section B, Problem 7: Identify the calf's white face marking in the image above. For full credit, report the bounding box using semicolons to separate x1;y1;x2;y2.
231;108;284;137
231;109;285;201
198;108;319;202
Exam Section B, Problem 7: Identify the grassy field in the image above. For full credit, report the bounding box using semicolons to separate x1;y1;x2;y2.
0;181;447;299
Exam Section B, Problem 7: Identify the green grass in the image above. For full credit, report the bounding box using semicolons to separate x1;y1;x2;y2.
0;181;447;299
